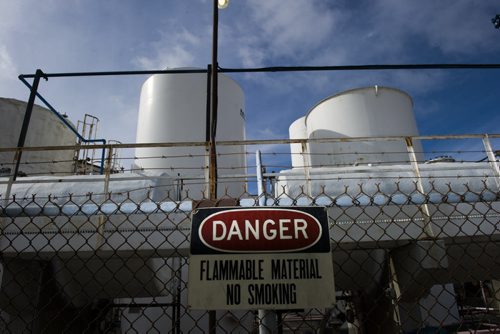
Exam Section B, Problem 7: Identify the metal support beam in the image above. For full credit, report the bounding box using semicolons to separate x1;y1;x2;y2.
208;1;219;331
13;69;47;180
208;0;219;201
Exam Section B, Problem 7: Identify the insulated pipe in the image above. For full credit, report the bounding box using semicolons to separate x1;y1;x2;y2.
1;189;498;218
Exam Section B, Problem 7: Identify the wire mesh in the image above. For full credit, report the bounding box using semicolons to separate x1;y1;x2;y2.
0;135;499;333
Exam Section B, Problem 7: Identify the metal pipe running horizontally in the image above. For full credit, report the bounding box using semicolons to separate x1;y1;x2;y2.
1;190;498;218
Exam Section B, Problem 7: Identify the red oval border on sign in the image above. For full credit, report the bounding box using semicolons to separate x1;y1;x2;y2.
198;208;323;253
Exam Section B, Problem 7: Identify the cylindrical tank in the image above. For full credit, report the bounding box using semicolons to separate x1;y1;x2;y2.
134;71;246;198
305;86;423;167
289;117;307;168
0;98;76;176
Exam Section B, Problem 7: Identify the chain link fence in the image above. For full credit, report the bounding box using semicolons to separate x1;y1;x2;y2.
0;135;500;333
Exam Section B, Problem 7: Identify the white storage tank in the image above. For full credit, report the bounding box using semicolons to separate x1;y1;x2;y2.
134;70;246;198
289;116;307;168
0;98;76;176
305;86;423;167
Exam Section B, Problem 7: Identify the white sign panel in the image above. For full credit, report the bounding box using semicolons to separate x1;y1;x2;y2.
188;207;335;310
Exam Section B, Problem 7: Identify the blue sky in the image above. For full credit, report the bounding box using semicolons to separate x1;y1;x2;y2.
0;0;499;169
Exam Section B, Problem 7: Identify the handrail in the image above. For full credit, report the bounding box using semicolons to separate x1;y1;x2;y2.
18;76;107;174
1;133;499;153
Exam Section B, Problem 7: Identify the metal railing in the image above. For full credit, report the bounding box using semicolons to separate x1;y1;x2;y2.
0;135;499;333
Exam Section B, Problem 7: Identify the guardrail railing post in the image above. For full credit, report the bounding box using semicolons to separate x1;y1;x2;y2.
405;137;435;238
301;140;312;196
482;134;500;189
96;145;113;249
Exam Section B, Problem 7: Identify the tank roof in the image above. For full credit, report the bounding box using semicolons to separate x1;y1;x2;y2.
304;86;414;124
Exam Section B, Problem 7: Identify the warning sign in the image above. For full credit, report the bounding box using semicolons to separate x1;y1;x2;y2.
188;207;335;310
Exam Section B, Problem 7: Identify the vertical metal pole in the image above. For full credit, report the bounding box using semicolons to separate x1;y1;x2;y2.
206;65;212;143
209;0;219;201
175;283;181;333
205;65;212;198
256;150;278;333
169;257;178;334
103;146;113;195
171;295;177;334
170;257;182;334
388;256;403;329
256;150;266;206
12;69;46;180
208;1;219;332
3;70;45;206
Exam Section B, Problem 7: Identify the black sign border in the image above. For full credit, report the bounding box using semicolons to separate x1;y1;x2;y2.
190;206;330;255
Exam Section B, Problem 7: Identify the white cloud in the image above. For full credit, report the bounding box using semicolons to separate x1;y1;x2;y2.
216;0;341;69
135;45;196;69
133;28;208;69
0;46;17;83
255;127;283;139
246;0;337;60
238;45;265;68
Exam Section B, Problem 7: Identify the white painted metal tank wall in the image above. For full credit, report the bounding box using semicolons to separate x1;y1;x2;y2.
304;86;423;167
289;116;307;168
0;98;76;176
135;71;246;198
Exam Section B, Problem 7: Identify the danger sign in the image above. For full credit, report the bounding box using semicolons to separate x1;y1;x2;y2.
196;208;324;253
188;207;335;310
